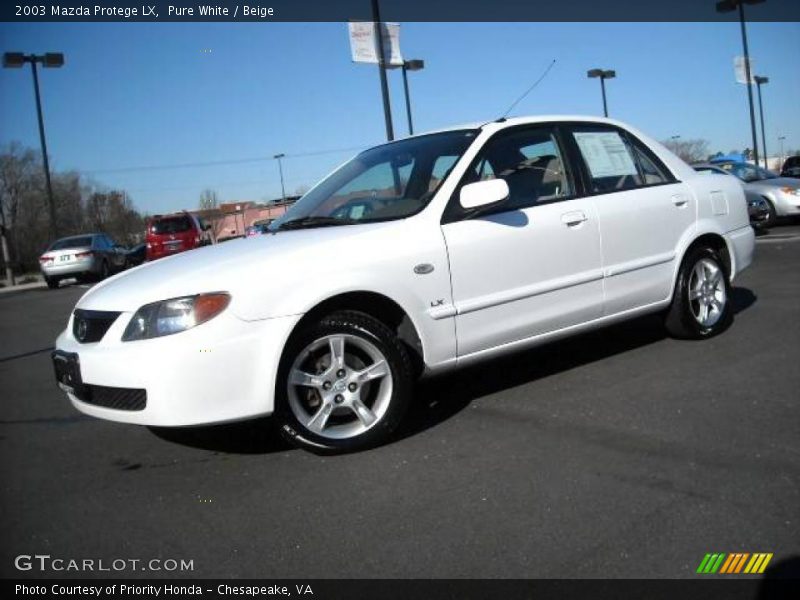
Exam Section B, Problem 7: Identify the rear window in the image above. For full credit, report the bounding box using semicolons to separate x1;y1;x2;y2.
150;216;193;235
49;236;93;250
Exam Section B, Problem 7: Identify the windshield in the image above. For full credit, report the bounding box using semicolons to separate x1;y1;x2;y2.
722;163;779;182
49;236;93;251
270;130;478;231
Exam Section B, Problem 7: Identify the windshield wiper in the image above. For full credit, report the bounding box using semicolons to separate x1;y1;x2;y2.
274;216;361;231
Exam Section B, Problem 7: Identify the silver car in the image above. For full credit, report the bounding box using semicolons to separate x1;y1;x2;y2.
697;162;800;226
39;233;127;289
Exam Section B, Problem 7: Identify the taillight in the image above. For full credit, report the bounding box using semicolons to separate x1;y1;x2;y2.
75;251;93;259
39;255;54;265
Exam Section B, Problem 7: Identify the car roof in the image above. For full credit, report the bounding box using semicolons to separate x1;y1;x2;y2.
56;233;102;242
413;115;635;138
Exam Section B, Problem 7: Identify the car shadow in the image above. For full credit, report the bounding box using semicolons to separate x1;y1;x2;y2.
731;286;757;315
756;555;800;598
150;287;757;454
148;418;293;454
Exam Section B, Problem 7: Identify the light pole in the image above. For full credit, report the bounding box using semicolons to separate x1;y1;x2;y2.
3;52;64;240
777;135;785;165
716;0;765;168
273;153;286;202
754;75;769;169
371;0;394;141
401;59;424;135
587;69;616;117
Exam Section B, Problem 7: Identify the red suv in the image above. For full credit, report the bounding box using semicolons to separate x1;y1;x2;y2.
146;212;210;261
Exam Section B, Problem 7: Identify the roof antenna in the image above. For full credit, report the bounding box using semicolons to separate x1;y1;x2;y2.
497;59;557;121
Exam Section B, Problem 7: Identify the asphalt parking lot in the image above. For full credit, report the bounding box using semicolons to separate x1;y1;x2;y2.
1;227;798;580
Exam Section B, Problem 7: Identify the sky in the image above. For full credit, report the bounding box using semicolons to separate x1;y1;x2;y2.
1;21;799;215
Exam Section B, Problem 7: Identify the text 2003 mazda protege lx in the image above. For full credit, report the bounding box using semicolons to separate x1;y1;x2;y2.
53;116;755;453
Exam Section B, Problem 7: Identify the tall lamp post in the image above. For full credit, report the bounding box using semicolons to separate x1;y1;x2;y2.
716;0;765;168
3;52;64;240
587;68;616;117
371;0;394;141
273;153;286;202
778;135;785;164
754;75;769;169
400;59;424;135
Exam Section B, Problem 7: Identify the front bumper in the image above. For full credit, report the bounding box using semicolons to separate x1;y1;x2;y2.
773;192;800;217
54;309;302;426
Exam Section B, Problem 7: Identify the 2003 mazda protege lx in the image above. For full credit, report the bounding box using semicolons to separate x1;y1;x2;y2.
53;116;755;452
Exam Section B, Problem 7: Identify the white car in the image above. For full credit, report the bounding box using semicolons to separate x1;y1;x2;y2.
52;116;755;453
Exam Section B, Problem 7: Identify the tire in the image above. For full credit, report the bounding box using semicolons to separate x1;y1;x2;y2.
664;246;733;340
99;260;110;280
45;276;59;289
276;310;413;453
763;198;777;228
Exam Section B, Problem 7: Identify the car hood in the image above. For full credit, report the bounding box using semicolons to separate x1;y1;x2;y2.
76;222;395;316
745;177;799;191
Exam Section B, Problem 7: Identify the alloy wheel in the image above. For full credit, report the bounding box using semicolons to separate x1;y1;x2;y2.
688;258;727;328
287;334;393;440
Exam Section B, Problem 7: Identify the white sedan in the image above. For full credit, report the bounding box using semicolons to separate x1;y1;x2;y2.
52;116;754;453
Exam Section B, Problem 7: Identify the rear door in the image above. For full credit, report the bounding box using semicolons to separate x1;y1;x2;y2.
441;123;604;358
564;123;695;315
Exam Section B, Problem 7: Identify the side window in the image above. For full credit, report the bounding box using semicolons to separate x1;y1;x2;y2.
459;126;573;213
571;128;641;193
94;236;108;250
628;136;671;185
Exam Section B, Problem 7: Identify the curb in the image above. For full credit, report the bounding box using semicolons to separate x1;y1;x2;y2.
0;280;47;294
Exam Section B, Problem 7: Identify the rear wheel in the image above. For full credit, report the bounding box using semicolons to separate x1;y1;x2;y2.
99;260;110;280
45;276;59;289
276;310;412;453
664;246;732;339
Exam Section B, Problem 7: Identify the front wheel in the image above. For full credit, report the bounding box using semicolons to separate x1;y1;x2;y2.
664;246;733;339
276;310;413;453
763;198;778;228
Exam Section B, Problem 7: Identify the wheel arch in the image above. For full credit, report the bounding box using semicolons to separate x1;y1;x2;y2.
282;290;426;378
672;231;732;299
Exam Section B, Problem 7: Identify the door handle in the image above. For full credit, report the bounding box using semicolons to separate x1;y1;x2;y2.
672;194;689;208
561;211;587;226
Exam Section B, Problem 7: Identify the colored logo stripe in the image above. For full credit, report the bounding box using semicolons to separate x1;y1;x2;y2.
697;553;773;574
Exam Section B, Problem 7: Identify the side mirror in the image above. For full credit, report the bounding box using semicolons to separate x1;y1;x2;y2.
459;179;509;210
202;223;212;231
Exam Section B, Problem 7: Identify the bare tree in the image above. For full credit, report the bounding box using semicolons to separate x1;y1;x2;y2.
662;138;710;164
199;188;218;210
0;142;146;275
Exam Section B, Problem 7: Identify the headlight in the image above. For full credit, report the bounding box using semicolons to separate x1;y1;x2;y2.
780;186;800;197
122;292;231;341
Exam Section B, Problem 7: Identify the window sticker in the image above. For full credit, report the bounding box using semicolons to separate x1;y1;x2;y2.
574;132;638;178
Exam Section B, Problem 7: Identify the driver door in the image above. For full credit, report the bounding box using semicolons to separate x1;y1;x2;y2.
441;124;604;358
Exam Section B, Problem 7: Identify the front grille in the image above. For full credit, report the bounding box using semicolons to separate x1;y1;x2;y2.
72;309;121;343
79;385;147;411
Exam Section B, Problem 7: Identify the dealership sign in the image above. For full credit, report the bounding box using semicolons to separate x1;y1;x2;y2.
348;22;404;67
